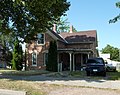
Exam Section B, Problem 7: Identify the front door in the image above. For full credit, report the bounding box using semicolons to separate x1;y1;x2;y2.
74;54;81;70
74;53;88;70
59;53;70;71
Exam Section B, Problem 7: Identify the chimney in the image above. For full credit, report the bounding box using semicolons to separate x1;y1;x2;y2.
53;24;56;32
69;25;73;33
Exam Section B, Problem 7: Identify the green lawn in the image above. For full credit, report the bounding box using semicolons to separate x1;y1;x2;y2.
0;69;50;76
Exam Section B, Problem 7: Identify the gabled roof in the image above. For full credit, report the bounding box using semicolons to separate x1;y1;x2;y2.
60;30;97;44
47;29;97;47
47;29;67;43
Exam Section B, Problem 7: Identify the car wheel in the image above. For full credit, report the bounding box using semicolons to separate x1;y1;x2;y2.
86;71;90;76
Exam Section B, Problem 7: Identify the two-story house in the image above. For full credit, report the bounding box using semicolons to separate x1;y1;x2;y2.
26;26;98;71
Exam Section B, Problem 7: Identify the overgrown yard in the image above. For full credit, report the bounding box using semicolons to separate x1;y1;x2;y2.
0;79;120;95
0;70;120;95
0;79;63;95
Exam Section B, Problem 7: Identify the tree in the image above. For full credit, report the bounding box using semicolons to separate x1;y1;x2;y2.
0;33;14;50
101;44;119;61
109;2;120;23
46;41;58;72
12;39;23;70
0;0;70;43
55;17;77;33
55;17;70;33
70;25;77;32
0;33;13;65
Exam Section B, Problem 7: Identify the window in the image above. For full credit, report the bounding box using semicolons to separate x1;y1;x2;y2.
32;52;37;66
44;53;48;66
37;33;45;45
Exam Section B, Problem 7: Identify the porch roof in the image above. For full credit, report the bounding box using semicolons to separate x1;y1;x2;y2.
58;48;93;53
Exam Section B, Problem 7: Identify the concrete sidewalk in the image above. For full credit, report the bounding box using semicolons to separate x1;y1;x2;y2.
0;89;26;95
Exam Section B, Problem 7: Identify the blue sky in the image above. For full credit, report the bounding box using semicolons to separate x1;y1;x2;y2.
66;0;120;50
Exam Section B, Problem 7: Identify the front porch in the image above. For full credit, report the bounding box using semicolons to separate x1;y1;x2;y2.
58;49;94;71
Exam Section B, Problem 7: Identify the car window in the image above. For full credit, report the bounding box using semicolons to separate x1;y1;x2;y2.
87;59;97;63
87;58;104;64
96;59;104;64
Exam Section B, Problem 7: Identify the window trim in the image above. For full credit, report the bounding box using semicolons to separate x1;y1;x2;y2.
37;33;45;45
32;52;37;66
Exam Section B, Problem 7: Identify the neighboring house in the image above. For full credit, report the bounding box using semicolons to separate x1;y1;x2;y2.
26;26;98;71
99;53;120;67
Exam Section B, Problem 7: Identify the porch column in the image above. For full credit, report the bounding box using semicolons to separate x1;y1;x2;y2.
81;54;83;66
88;53;90;58
57;53;60;72
69;53;72;71
57;53;62;72
73;53;75;71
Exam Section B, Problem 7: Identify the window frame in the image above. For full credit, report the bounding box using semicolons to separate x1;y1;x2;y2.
37;33;45;45
32;52;37;66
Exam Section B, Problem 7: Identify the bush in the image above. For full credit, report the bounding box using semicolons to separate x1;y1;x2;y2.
12;39;23;70
46;41;58;72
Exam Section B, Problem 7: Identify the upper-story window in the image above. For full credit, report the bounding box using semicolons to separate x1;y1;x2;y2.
37;33;45;45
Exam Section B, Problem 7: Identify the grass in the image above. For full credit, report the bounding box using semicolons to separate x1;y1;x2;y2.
0;69;60;95
69;71;120;80
1;69;120;80
107;71;120;80
0;79;118;95
69;71;86;77
0;79;60;95
0;70;120;95
0;69;50;76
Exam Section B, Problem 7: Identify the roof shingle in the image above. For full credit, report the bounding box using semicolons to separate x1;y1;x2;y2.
60;30;97;43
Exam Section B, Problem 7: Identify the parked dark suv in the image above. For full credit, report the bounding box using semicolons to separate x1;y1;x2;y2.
85;58;106;76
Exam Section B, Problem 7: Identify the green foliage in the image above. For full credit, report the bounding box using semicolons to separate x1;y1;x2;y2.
109;2;120;23
12;39;23;70
101;44;120;61
55;17;70;32
71;25;77;32
0;0;70;43
55;17;77;33
0;34;13;65
46;41;58;72
0;33;14;50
